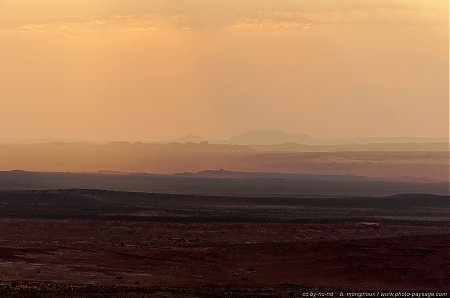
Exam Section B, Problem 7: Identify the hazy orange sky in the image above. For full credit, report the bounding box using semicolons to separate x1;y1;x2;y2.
0;0;448;141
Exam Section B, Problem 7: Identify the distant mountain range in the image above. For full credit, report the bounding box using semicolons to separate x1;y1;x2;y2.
169;131;449;145
167;134;206;143
1;131;448;146
223;131;313;145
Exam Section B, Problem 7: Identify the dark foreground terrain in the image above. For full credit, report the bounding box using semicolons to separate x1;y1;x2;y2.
0;190;448;297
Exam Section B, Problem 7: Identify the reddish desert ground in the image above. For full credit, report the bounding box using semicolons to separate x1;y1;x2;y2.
0;219;448;297
0;190;447;297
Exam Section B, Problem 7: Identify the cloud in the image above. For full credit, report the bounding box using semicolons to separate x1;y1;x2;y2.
4;24;50;33
127;27;158;32
229;5;446;31
0;0;445;36
230;17;313;31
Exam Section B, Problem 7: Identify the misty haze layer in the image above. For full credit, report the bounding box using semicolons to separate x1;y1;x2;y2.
0;142;448;182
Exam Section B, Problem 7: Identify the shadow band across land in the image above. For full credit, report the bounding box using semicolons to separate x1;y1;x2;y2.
0;189;448;225
0;170;448;197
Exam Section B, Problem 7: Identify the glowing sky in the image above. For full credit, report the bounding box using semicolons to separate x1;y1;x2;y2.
0;0;448;141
